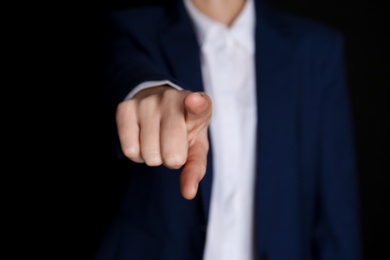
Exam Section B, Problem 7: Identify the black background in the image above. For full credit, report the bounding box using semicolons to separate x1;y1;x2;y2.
44;0;389;259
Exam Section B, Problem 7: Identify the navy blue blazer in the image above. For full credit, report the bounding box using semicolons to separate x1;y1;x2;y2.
96;1;361;259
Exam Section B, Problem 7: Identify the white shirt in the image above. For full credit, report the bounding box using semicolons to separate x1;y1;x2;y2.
184;1;257;260
129;1;257;259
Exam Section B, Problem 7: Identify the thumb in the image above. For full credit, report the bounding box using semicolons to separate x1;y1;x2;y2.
184;92;212;127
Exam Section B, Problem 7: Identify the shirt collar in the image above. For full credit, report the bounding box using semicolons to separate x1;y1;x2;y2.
183;0;255;54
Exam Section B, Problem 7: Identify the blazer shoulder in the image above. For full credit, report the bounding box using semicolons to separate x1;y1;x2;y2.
263;5;344;44
108;5;170;33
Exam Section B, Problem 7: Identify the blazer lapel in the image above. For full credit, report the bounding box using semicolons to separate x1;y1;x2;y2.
159;1;213;224
253;1;300;256
159;2;203;92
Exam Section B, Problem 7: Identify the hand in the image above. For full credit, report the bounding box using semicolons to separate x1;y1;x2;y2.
116;86;212;200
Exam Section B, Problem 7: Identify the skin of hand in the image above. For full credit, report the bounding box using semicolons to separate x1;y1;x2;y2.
116;86;212;200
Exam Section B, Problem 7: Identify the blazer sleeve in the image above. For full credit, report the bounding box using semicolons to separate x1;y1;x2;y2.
314;31;362;260
104;11;170;108
103;9;182;159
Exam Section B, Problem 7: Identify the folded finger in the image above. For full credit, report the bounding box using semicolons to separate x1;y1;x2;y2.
160;110;188;169
139;101;163;166
116;101;144;163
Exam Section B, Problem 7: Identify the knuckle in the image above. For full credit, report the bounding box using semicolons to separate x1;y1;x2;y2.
138;96;156;110
161;90;182;110
116;100;138;124
117;99;134;114
123;146;140;161
164;155;186;169
143;154;163;167
161;87;178;98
